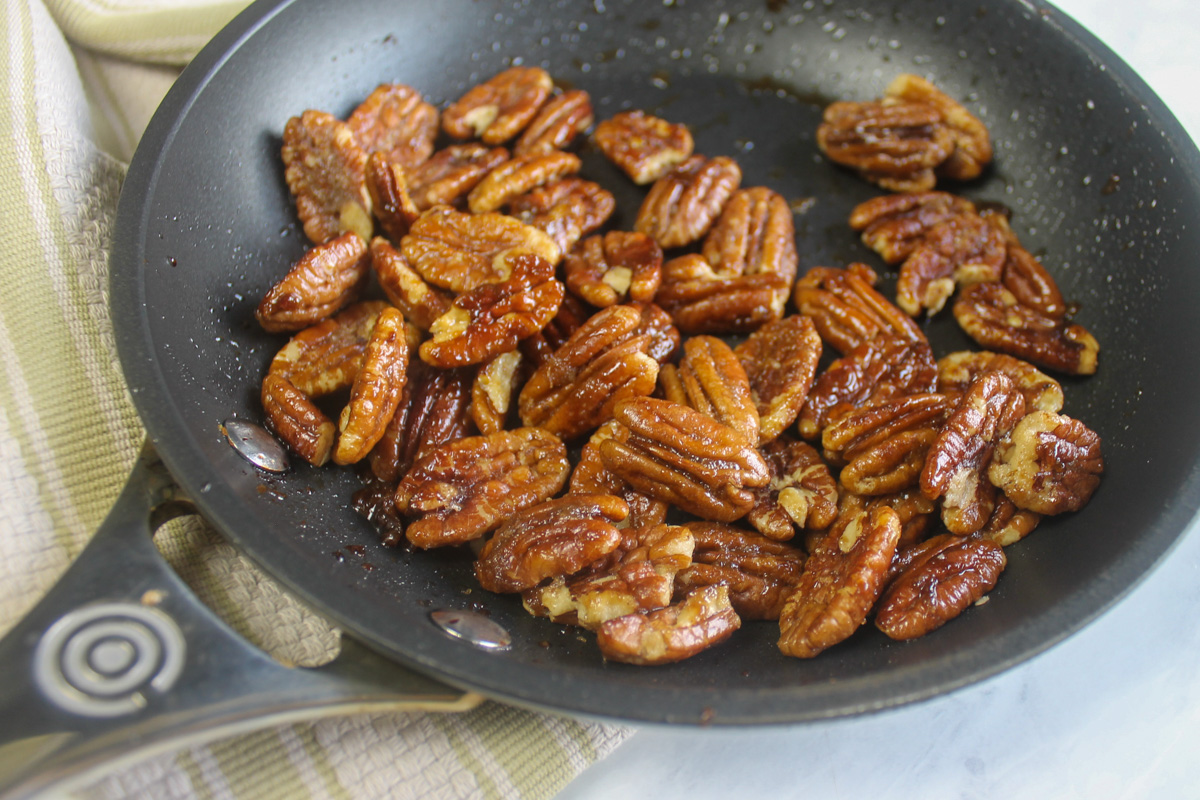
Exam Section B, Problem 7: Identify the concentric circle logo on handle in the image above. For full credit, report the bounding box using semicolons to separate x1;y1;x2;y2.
33;602;185;718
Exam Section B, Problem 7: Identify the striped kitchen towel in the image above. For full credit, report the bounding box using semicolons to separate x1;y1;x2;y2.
0;1;633;798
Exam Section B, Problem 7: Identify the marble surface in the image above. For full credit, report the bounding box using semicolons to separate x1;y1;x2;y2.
559;1;1200;798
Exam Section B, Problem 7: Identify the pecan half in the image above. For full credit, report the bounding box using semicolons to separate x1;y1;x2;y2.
675;522;807;620
346;83;439;171
442;66;553;144
369;237;453;332
747;436;839;541
509;177;615;254
513;89;594;156
980;209;1069;318
596;585;741;665
470;349;523;435
979;493;1042;547
519;291;594;367
593;110;694;185
849;191;977;264
395;427;569;548
570;421;669;530
419;252;564;367
655;253;790;335
564;231;663;308
937;350;1063;413
817;100;954;192
281;109;373;244
367;360;474;483
261;374;337;467
668;335;760;445
734;315;823;444
406;144;509;210
777;505;901;658
333;306;410;465
467;150;583;214
987;410;1103;515
365;152;420;242
884;73;992;182
954;282;1099;375
475;494;629;593
896;212;1005;316
256;232;369;333
635;155;742;249
793;263;925;355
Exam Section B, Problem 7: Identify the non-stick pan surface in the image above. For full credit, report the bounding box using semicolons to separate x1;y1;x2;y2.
111;0;1200;724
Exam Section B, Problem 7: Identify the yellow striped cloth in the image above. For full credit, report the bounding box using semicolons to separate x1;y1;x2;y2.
0;1;632;798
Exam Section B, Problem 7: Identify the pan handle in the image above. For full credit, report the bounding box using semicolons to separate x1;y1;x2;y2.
0;443;479;800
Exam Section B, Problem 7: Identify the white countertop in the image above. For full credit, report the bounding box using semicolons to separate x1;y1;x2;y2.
560;2;1200;797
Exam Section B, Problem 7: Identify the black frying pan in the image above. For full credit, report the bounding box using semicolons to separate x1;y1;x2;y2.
14;0;1200;752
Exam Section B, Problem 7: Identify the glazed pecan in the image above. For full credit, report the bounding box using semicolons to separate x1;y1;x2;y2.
631;301;683;365
406;143;509;210
979;493;1041;547
346;83;439;170
884;73;992;182
849;191;977;264
475;494;629;594
513;88;594;156
793;263;925;355
369;237;453;332
470;350;523;435
593;110;694;185
797;335;938;440
667;335;760;445
675;522;807;620
442;66;552;144
281;109;372;244
261;374;337;467
518;304;660;440
367;360;473;483
896;212;1005;316
256;232;370;333
635;155;742;249
519;291;594;367
509;177;615;254
816;100;954;192
876;533;1006;640
867;488;938;549
596;585;741;665
700;186;796;316
467;150;583;214
570;420;669;530
655;253;790;335
419;252;564;367
401;205;561;293
395;427;569;549
937;350;1063;413
364;152;420;242
921;372;1026;534
777;505;901;658
734;315;823;444
954;282;1099;375
564;231;663;308
987;410;1104;515
333;306;410;465
747;437;839;540
599;397;771;523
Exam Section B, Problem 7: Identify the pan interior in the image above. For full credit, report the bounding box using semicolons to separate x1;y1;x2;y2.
112;0;1200;723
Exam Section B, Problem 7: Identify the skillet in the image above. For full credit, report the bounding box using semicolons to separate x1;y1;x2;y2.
3;0;1200;791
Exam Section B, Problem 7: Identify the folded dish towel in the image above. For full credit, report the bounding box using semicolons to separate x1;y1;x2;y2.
0;1;632;798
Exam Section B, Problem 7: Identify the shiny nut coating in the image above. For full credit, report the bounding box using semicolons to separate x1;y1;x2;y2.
793;263;925;356
256;232;370;333
850;191;977;264
407;143;509;210
514;89;594;156
509;177;615;255
675;522;807;621
672;335;760;445
817;100;954;192
635;155;742;249
467;150;582;214
747;437;839;541
564;230;663;308
365;152;420;242
593;109;694;185
937;350;1063;413
896;212;1005;316
369;237;452;332
734;315;823;444
368;360;473;483
885;73;992;182
347;83;439;170
282;109;372;245
442;65;553;144
333;306;410;465
656;254;790;335
596;585;741;665
988;410;1104;515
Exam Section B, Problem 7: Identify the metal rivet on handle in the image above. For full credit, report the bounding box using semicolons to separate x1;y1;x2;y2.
430;609;512;650
222;419;289;473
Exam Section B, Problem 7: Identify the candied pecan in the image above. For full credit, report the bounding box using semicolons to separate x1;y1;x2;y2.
261;373;336;466
519;291;593;367
599;397;771;523
700;186;796;316
467;150;583;214
367;360;473;482
596;585;741;665
876;533;1006;640
256;232;369;333
470;350;523;435
509;177;615;254
884;73;992;182
570;421;669;530
937;350;1063;413
475;494;629;593
988;410;1103;515
849;191;977;264
630;301;682;365
593;110;694;185
346;83;438;170
797;335;938;440
979;493;1041;547
333;307;410;465
395;427;569;548
793;263;925;355
896;212;1005;316
655;253;790;335
777;505;901;658
953;282;1099;375
980;209;1070;318
518;305;660;440
420;252;564;367
747;437;839;541
406;144;509;210
867;488;938;549
365;152;420;242
675;522;807;620
281;109;373;244
669;335;760;444
401;205;561;292
564;231;663;308
816;100;954;192
369;237;453;332
921;372;1026;534
513;89;593;156
635;155;742;249
442;66;553;144
734;315;823;444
